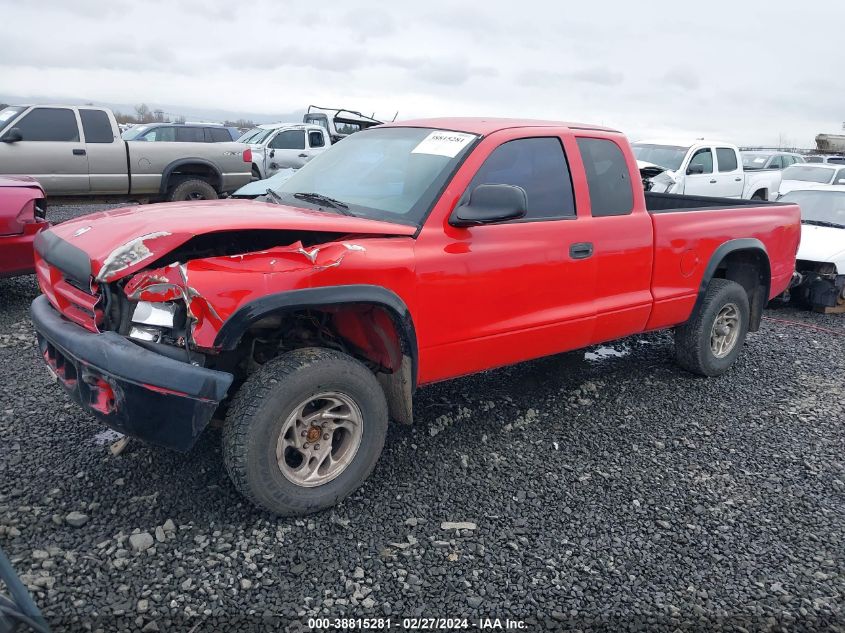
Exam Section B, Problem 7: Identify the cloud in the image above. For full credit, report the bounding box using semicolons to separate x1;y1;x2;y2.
1;0;843;146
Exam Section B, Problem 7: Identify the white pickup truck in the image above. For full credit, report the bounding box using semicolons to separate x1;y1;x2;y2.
633;139;782;201
237;123;331;180
0;105;252;202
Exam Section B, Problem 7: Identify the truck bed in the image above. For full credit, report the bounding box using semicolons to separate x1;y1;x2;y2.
645;192;784;213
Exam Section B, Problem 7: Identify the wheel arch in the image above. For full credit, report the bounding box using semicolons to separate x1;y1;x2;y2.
694;238;771;331
214;285;418;423
159;158;223;194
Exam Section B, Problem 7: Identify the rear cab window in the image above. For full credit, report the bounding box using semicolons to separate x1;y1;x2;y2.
464;137;575;220
308;130;325;148
716;148;738;172
576;137;634;217
80;109;114;143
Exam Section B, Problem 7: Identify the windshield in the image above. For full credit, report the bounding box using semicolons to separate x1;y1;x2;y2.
0;106;25;131
781;190;845;227
742;153;772;170
121;125;149;140
631;144;689;171
782;165;836;184
237;127;276;144
269;126;478;226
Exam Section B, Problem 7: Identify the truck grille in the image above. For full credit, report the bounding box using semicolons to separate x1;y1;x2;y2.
35;255;103;332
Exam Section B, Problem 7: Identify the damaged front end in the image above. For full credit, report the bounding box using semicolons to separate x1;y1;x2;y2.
791;260;845;310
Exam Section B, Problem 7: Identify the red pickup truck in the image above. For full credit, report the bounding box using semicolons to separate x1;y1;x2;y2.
0;177;48;278
30;118;801;515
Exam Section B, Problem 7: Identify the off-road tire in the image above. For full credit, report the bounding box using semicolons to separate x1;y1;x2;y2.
222;348;388;516
674;279;750;377
167;179;218;202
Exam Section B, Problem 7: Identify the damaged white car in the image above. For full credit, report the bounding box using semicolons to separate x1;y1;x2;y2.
779;186;845;312
633;139;782;200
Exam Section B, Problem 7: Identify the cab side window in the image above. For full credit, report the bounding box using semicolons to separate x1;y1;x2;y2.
716;148;738;172
687;148;713;174
308;131;325;148
465;137;575;220
576;137;634;217
270;130;306;150
14;107;79;142
176;127;205;142
80;109;114;143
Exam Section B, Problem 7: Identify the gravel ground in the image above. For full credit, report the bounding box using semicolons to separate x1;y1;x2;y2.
0;205;843;632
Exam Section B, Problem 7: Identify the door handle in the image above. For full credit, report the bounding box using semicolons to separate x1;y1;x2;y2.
569;242;593;260
709;179;717;184
735;177;742;181
298;153;308;158
72;149;86;156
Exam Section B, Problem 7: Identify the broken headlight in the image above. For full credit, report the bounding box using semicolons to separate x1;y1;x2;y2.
129;301;183;343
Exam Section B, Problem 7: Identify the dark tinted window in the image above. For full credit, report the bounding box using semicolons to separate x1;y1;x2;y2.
176;127;205;142
716;148;738;172
806;156;824;163
207;127;231;142
15;107;79;142
308;130;325;148
466;137;575;219
270;129;305;150
80;109;114;143
688;148;713;174
829;157;845;165
576;137;634;217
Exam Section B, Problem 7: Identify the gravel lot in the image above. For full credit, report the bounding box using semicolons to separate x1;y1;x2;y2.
0;204;843;632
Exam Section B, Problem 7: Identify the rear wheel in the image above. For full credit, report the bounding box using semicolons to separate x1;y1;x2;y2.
222;348;388;516
167;179;218;202
674;279;750;376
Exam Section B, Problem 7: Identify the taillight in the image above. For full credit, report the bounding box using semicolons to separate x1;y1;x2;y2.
243;148;252;163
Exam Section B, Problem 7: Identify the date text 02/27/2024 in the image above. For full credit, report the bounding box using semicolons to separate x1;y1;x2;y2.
307;617;527;630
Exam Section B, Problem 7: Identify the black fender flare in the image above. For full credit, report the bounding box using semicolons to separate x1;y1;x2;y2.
692;238;771;329
213;284;419;387
159;158;222;195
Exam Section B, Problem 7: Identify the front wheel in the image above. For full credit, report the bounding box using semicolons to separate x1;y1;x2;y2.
222;348;388;516
167;179;218;202
674;279;750;376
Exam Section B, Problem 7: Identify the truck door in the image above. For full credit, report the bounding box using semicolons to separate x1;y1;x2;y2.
682;146;717;196
80;109;129;195
714;147;743;197
414;132;598;383
266;129;308;174
574;136;654;344
0;107;89;194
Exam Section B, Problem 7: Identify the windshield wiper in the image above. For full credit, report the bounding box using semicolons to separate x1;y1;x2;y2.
803;219;845;229
293;192;353;215
263;188;285;205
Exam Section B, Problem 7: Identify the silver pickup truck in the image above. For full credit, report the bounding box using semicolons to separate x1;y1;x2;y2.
0;105;252;202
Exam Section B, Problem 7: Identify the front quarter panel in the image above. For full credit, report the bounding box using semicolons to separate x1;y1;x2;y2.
125;236;418;349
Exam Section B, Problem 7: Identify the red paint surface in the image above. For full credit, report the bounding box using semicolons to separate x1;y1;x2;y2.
35;119;802;387
0;177;49;278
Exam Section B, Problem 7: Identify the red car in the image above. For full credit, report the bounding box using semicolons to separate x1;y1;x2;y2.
30;118;801;515
0;176;48;278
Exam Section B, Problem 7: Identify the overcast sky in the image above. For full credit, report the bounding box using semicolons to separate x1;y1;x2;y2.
2;0;843;146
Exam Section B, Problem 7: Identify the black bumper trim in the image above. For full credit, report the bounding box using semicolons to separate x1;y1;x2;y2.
31;295;234;451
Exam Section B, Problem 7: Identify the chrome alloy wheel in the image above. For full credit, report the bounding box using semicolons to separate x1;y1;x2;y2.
710;303;741;358
275;392;363;487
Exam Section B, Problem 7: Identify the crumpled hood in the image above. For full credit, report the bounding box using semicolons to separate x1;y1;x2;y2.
46;199;416;281
797;223;845;267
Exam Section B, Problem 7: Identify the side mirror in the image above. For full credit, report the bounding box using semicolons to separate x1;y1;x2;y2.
269;149;275;158
450;184;527;228
687;163;705;175
837;179;845;185
1;128;22;143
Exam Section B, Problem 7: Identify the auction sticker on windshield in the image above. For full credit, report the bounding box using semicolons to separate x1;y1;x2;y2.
412;131;476;157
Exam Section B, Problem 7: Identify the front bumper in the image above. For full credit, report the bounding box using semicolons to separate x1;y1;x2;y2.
31;295;233;451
